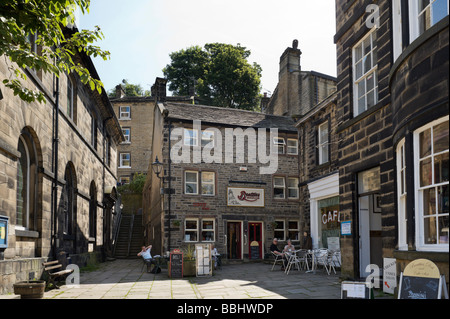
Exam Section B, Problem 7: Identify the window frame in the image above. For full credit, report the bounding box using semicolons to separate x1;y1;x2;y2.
413;116;449;252
273;176;286;199
122;127;131;143
119;106;131;120
318;121;329;165
288;220;300;242
396;138;408;251
184;170;199;195
274;137;286;154
184;218;199;242
352;28;378;117
201;171;215;196
119;153;131;168
274;220;286;241
16;136;30;230
201;219;215;242
67;75;74;120
201;130;215;148
287;138;298;155
409;0;450;43
184;128;199;147
287;177;299;200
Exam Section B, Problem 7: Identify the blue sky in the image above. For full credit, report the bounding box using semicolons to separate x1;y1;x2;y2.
79;0;337;96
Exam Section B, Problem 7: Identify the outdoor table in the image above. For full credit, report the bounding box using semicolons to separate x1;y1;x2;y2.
305;250;316;273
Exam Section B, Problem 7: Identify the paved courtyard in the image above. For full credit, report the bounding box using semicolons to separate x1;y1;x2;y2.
2;259;342;299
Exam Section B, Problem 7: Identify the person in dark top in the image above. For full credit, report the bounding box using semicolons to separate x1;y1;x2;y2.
302;232;312;250
270;238;286;270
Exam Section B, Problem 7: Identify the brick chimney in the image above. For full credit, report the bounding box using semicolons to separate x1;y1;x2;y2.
261;92;270;112
115;84;125;98
151;77;167;102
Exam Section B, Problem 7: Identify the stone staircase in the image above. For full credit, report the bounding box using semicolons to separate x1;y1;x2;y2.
114;214;144;259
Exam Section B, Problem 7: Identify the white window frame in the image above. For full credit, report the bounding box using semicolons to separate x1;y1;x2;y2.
185;170;199;195
119;106;131;120
413;116;449;252
201;171;215;196
184;128;198;146
396;138;408;251
287;138;298;155
352;29;378;116
201;219;215;242
119;176;130;185
392;0;403;62
274;137;286;154
274;220;286;241
409;0;450;43
318;122;329;165
201;130;215;147
273;176;286;199
119;153;131;168
185;218;199;242
122;127;131;143
287;177;299;199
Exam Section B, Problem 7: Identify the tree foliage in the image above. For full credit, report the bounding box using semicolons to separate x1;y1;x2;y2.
117;173;146;194
107;79;151;98
0;0;110;103
163;43;262;110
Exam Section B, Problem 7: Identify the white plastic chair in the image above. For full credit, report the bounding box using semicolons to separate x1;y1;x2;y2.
286;249;308;274
315;249;336;275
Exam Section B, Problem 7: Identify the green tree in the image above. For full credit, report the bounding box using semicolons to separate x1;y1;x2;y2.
107;79;151;98
118;173;146;194
163;43;262;110
0;0;110;103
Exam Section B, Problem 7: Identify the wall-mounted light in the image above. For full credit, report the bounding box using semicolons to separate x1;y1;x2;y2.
151;156;163;179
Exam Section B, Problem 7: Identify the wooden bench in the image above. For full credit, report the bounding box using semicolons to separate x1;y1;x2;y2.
42;260;74;289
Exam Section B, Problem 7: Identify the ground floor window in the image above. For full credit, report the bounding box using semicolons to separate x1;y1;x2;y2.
414;117;449;251
185;218;215;242
273;220;285;240
317;196;340;249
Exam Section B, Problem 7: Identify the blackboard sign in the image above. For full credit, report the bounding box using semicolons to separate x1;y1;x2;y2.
169;250;183;278
399;275;440;299
398;259;447;299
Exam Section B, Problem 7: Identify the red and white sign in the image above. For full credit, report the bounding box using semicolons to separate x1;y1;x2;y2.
227;187;265;207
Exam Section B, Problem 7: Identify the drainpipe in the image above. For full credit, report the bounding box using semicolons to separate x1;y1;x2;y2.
51;72;60;260
167;119;172;252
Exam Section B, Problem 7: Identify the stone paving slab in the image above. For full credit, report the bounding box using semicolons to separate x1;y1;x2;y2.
1;259;343;299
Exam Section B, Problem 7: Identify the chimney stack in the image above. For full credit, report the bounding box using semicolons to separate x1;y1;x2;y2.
261;92;270;112
115;84;125;98
151;77;167;102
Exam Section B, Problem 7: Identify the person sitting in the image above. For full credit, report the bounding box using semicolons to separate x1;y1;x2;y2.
138;245;157;273
283;239;295;253
270;238;286;270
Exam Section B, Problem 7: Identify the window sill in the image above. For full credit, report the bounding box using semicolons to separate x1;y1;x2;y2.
15;229;39;238
118;166;131;169
119;118;131;121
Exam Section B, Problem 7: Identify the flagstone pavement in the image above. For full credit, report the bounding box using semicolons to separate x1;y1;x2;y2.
1;259;343;299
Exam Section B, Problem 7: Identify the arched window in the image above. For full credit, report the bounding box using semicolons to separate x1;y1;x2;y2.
16;133;38;230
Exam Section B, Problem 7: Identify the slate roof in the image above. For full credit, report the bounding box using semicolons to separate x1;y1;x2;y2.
162;102;297;132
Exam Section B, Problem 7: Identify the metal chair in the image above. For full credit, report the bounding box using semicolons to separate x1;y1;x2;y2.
270;251;286;271
315;249;336;275
285;250;308;275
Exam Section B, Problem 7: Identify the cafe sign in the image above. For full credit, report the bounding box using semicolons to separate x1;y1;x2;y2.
227;187;265;207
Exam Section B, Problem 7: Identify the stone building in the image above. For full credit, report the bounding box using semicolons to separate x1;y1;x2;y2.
142;102;300;260
110;78;191;186
263;40;337;117
0;28;123;294
334;0;448;282
295;92;339;251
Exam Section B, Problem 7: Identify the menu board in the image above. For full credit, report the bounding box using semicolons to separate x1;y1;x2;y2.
341;281;371;299
169;250;183;278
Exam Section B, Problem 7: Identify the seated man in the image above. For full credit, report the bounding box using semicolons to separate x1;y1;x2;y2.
138;245;157;273
270;238;286;270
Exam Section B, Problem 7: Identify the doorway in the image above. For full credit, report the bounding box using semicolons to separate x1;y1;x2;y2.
248;222;263;260
358;168;382;278
227;222;242;259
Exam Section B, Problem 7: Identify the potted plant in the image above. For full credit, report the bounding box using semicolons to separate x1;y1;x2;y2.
183;244;196;277
13;280;46;299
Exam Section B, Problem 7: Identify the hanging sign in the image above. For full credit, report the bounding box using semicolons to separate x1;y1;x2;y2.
227;187;265;207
